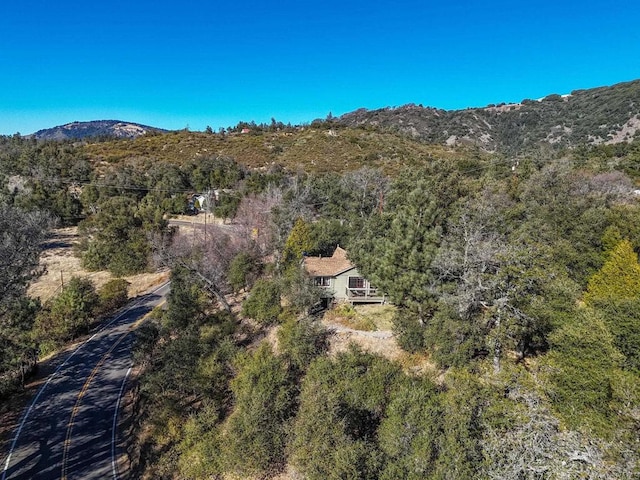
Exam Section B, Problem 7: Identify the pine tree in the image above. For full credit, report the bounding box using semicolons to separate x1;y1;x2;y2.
585;239;640;371
584;239;640;304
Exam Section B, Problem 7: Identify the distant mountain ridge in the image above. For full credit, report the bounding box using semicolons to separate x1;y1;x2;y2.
31;120;168;140
29;79;640;154
338;79;640;154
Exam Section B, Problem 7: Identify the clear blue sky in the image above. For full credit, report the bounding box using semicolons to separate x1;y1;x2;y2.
1;0;639;135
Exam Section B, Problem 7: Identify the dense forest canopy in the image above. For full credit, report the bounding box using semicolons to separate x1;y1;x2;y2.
1;88;640;478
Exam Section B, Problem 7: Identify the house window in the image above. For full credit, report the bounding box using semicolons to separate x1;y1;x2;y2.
348;277;365;289
314;276;331;287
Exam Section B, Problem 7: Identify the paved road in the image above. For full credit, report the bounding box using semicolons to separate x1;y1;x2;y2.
1;282;170;480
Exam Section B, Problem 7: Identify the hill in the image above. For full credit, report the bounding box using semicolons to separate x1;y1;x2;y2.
338;79;640;154
31;120;168;140
81;126;475;174
25;78;640;168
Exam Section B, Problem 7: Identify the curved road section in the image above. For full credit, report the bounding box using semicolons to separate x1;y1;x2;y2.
2;282;170;480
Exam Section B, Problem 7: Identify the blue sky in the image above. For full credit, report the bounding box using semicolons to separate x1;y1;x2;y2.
1;0;639;135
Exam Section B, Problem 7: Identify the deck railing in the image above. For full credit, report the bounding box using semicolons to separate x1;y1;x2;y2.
345;287;384;301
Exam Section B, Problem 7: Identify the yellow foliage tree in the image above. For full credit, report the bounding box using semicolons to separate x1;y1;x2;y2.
584;239;640;304
282;218;314;265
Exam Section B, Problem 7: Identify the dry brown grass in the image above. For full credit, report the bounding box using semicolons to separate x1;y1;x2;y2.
170;213;225;225
323;303;377;331
320;303;437;374
323;303;396;332
28;227;169;303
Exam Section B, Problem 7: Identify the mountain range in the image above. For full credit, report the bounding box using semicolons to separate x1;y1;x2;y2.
338;79;640;153
29;79;640;154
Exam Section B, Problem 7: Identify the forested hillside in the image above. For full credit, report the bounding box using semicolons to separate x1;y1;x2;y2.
1;88;640;478
340;79;640;154
80;123;465;174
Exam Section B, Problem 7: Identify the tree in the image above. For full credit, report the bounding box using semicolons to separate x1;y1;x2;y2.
349;168;455;355
277;317;328;373
163;266;208;331
429;187;578;371
96;278;130;316
213;193;240;222
227;251;262;292
584;239;640;304
280;266;323;314
0;298;40;394
543;308;623;434
221;344;295;477
282;217;314;266
35;277;99;345
516;162;619;286
154;222;249;312
584;239;640;371
78;196;161;276
0;205;50;317
0;205;49;391
350;169;444;324
233;189;281;256
482;370;637;479
340;167;389;219
242;279;282;324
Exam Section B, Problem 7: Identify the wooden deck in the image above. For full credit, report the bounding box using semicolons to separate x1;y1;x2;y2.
345;287;385;304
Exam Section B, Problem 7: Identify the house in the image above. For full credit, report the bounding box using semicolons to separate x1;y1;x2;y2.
187;193;207;214
303;246;385;305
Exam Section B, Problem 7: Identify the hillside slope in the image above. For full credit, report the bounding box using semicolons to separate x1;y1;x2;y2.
81;127;478;174
339;79;640;153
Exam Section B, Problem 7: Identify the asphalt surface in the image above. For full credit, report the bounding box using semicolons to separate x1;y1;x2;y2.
1;282;170;480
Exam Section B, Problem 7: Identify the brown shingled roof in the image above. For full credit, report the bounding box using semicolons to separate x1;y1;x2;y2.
303;246;355;277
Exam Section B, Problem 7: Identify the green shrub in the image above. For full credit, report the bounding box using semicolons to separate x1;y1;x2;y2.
543;308;624;435
228;251;262;292
585;239;640;304
242;279;282;325
277;317;328;372
97;278;130;316
592;299;640;372
289;347;402;479
392;308;426;353
221;344;295;477
378;378;442;479
35;277;99;346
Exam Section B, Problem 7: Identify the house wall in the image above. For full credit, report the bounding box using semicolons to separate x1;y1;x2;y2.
332;267;360;301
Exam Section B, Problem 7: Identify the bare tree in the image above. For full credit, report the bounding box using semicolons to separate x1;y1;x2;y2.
433;203;506;320
155;219;263;312
234;188;282;257
483;381;638;479
341;167;390;217
0;205;50;392
433;190;545;371
0;206;50;316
